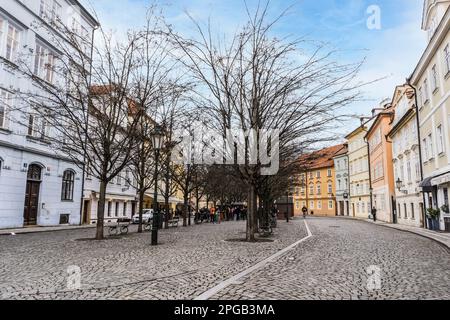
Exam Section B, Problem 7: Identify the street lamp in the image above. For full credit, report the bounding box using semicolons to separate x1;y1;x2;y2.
396;178;403;192
151;125;164;246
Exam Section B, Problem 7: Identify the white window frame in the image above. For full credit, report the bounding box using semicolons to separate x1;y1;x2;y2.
437;125;445;155
0;89;12;129
34;42;56;84
0;17;22;63
444;44;450;74
328;200;334;210
431;65;439;92
423;79;430;104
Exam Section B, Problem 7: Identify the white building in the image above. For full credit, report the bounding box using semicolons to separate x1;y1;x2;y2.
388;85;425;228
411;0;450;231
82;168;138;224
333;145;350;216
0;0;98;228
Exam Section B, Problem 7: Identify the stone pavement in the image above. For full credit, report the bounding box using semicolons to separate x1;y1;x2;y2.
363;219;450;249
212;218;450;300
0;217;449;300
0;220;307;300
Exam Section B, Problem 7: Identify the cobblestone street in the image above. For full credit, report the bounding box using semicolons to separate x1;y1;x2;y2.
0;218;449;300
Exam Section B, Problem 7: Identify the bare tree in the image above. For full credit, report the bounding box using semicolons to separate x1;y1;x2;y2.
15;16;140;240
167;2;363;241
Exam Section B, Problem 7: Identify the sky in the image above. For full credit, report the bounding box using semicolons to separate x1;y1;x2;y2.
79;0;427;140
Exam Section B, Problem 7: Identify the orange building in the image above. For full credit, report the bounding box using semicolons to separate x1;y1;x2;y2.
293;145;346;217
365;102;396;223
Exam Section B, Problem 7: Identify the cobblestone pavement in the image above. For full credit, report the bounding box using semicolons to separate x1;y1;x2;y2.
1;217;449;300
213;218;450;300
0;220;307;300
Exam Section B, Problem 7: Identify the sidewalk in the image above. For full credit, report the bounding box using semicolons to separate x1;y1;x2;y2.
0;224;95;236
362;218;450;249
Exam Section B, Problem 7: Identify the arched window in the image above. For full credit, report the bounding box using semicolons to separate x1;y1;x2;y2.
27;164;42;181
61;170;75;201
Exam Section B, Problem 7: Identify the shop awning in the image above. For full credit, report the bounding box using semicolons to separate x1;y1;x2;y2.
419;176;434;192
431;172;450;186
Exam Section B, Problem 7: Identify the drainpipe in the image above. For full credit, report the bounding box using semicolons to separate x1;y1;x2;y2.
79;25;99;226
406;79;428;229
364;135;374;218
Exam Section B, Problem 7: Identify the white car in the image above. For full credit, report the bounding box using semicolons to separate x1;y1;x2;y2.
132;209;154;224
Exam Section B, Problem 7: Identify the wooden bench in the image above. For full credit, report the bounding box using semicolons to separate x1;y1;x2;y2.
168;216;180;228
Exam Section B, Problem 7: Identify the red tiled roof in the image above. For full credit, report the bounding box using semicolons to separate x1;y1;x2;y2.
299;144;346;170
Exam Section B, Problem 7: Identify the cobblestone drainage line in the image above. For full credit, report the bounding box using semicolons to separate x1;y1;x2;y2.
194;219;313;300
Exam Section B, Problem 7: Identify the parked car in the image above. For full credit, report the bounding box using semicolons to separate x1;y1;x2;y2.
132;209;154;224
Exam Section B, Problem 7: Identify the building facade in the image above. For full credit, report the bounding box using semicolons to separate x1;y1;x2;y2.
366;102;396;223
0;0;97;228
412;0;450;231
346;126;372;219
333;145;350;216
294;145;343;217
388;85;425;228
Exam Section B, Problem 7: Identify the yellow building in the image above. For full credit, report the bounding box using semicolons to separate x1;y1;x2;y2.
345;126;372;219
411;0;450;231
293;145;345;217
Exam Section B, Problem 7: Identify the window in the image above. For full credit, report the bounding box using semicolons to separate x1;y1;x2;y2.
411;203;415;220
317;201;322;209
115;202;119;217
40;0;62;25
309;185;314;196
418;86;423;108
423;138;429;160
328;201;333;209
123;202;127;216
317;184;321;195
444;188;449;206
295;201;300;210
398;204;401;218
117;174;122;185
407;161;412;182
107;201;112;217
404;203;408;219
310;201;314;210
445;44;450;74
34;43;56;83
327;169;332;177
0;89;12;129
328;183;333;194
0;18;21;63
338;179;341;190
423;79;429;103
28;112;49;139
437;125;445;154
61;170;75;201
427;134;434;159
431;65;439;92
316;171;321;178
6;24;20;62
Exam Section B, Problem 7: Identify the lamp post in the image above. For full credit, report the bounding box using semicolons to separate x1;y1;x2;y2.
396;178;403;192
151;125;164;246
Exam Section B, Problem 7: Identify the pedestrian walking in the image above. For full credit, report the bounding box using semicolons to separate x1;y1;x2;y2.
302;206;308;219
372;208;377;222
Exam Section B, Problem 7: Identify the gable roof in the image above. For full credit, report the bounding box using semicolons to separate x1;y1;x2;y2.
299;144;345;170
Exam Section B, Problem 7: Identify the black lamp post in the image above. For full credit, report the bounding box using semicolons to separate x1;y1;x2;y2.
151;125;164;246
396;178;403;192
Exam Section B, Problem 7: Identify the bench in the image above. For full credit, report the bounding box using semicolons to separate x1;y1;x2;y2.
168;216;180;228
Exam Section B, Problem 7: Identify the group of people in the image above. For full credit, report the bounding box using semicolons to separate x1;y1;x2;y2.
196;206;248;224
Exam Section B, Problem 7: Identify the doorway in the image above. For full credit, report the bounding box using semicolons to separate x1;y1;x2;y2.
23;164;42;226
82;200;90;224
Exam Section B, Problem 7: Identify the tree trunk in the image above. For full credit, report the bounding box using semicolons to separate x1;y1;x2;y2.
137;188;145;233
183;194;188;227
164;195;170;229
95;180;107;240
246;184;257;242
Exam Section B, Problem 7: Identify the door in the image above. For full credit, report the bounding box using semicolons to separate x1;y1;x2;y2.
82;200;90;224
23;164;42;226
339;201;345;216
